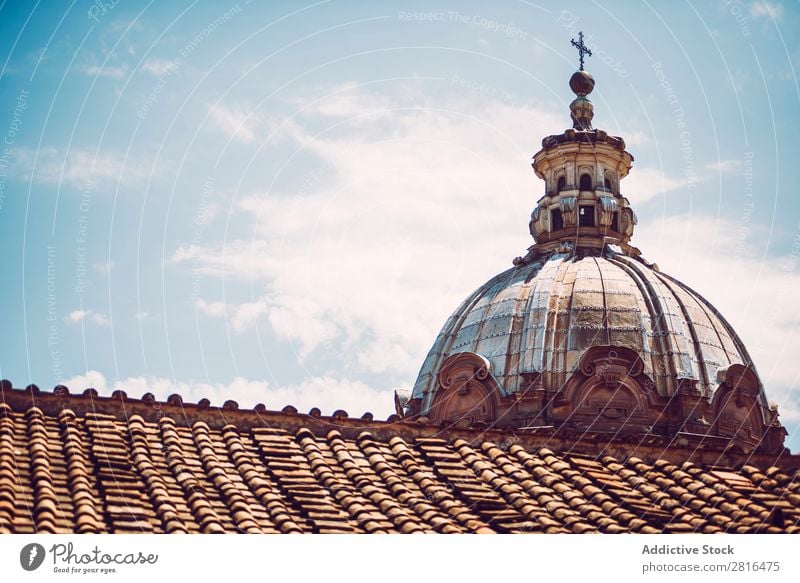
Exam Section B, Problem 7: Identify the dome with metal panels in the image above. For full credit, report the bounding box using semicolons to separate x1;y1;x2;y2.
412;248;761;404
405;46;786;454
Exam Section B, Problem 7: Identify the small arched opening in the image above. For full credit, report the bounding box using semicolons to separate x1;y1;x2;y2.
604;170;615;193
551;209;564;231
579;205;595;227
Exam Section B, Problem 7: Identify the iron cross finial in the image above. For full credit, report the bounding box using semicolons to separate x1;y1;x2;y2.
571;31;592;71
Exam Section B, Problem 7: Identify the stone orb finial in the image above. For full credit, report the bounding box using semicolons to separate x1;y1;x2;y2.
569;70;595;96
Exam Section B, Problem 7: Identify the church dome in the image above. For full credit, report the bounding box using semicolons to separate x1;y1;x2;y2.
406;51;786;455
413;250;759;409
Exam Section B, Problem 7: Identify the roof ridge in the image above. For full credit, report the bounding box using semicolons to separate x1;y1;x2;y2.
1;379;798;471
0;378;398;424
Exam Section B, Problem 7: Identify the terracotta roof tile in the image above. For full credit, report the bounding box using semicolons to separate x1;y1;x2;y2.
0;383;799;532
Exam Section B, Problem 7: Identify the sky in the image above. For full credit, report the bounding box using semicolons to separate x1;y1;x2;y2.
0;0;799;450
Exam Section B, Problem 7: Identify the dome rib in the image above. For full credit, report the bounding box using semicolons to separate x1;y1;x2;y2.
472;280;519;384
655;270;771;415
593;257;611;346
520;262;550;377
650;271;717;392
609;254;699;390
682;282;735;365
603;254;679;394
547;260;568;378
656;274;723;387
504;278;532;393
414;266;520;407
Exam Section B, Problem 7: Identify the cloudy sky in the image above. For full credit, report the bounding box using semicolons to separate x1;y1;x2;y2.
1;0;799;449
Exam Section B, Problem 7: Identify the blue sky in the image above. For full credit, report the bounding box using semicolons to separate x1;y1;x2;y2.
1;0;799;449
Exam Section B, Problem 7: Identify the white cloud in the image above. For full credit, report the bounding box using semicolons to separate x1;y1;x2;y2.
193;295;320;340
84;65;126;79
13;147;146;188
750;1;784;20
176;87;565;376
92;312;111;326
93;261;115;274
230;299;269;332
172;85;799;432
134;311;153;321
292;82;396;120
208;104;262;143
194;296;275;334
623;166;695;204
705;159;742;173
194;298;267;332
194;298;228;317
63;370;108;391
620;130;650;148
624;160;741;205
64;309;90;324
64;309;110;327
172;241;279;279
195;202;220;226
61;370;393;418
141;58;177;76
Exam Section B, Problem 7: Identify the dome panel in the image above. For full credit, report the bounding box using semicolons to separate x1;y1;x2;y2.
654;270;760;397
609;327;645;351
609;256;700;390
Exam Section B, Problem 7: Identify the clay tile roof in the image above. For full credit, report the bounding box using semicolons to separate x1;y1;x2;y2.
0;381;798;534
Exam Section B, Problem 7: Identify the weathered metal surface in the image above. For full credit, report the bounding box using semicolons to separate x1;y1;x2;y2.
412;251;759;412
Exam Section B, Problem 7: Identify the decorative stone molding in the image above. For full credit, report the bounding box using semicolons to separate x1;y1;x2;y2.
429;352;500;428
418;347;786;454
711;364;768;453
670;377;709;434
556;345;656;433
426;353;554;430
559;195;578;226
620;207;636;237
597;195;617;226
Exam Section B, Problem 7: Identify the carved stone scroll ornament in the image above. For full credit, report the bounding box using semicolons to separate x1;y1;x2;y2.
711;364;769;452
429;352;501;428
557;345;655;433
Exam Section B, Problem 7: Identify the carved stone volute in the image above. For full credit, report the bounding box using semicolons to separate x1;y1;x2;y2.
711;364;768;453
429;352;500;428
